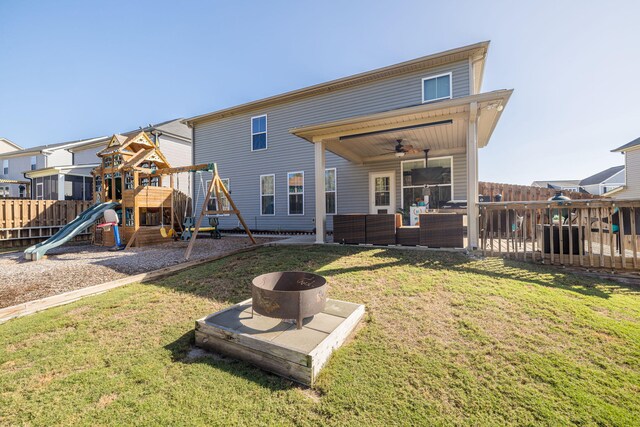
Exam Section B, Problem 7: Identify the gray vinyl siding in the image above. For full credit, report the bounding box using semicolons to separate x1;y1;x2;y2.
194;60;470;231
157;134;192;194
73;146;102;165
615;151;640;199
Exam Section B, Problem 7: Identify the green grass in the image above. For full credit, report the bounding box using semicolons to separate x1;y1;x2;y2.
1;246;639;426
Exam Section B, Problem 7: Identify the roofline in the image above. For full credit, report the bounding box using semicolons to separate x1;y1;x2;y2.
24;164;99;178
289;89;513;141
579;165;625;185
611;143;640;153
184;41;490;125
0;138;24;151
603;186;625;196
0;136;107;158
67;122;191;152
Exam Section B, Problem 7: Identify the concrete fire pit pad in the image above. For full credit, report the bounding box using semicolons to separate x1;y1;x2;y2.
195;298;365;386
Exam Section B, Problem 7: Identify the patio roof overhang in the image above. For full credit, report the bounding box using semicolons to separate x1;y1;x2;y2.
290;90;513;164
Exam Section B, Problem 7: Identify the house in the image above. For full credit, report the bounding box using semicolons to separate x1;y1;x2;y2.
0;136;104;199
579;165;625;195
532;165;625;196
19;119;192;200
184;41;513;249
0;137;28;197
605;137;640;199
531;180;582;192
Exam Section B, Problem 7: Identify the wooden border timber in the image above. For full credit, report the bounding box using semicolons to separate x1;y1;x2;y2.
0;243;267;324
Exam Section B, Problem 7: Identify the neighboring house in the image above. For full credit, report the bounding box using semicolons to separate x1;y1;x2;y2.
24;119;192;200
531;180;582;192
579;165;625;195
532;166;625;196
184;41;513;249
0;137;104;199
0;137;27;197
605;137;640;199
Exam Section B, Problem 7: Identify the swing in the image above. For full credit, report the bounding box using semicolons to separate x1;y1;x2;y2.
159;175;174;238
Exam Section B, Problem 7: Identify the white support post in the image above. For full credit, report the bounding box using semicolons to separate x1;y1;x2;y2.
314;140;326;244
58;174;65;201
466;102;479;250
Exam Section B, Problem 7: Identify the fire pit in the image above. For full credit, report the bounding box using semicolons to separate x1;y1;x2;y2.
252;271;327;329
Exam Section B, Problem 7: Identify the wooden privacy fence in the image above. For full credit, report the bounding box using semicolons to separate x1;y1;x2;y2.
479;182;597;202
479;199;640;270
0;200;93;248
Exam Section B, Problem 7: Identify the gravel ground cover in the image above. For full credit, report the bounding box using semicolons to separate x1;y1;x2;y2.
0;237;275;309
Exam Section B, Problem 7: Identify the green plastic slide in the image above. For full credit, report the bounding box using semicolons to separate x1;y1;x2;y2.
23;201;119;261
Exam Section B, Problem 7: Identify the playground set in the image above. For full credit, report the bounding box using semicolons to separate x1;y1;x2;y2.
24;131;255;261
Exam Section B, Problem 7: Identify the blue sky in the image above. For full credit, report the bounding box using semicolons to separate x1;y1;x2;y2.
1;1;638;184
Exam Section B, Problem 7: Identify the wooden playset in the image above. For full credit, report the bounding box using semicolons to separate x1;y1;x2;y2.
92;131;255;258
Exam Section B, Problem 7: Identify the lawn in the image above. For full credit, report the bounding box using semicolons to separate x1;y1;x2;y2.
1;246;639;426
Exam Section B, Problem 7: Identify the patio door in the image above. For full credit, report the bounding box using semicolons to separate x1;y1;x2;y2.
36;182;43;200
369;171;395;214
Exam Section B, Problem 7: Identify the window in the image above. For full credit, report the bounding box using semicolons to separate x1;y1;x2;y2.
401;157;453;222
260;174;275;215
422;73;452;103
124;172;134;190
251;115;267;151
2;160;8;175
30;156;37;171
287;171;304;215
325;168;337;215
125;208;134;226
207;178;230;214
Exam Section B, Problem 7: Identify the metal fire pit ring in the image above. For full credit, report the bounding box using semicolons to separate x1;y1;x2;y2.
252;271;327;329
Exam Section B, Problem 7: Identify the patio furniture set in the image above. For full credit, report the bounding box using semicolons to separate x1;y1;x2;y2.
333;213;464;248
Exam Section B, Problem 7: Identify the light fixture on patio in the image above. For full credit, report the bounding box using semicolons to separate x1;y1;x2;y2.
395;151;405;158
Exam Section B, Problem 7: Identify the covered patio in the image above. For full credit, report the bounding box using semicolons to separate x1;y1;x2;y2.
291;89;512;249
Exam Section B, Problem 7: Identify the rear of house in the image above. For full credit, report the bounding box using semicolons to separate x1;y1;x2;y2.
186;42;512;248
607;137;640;199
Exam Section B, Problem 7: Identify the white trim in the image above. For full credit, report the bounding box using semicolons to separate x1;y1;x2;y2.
250;114;268;152
400;156;454;211
259;174;275;216
35;182;43;200
325;167;337;215
287;170;304;216
421;72;453;104
369;171;396;214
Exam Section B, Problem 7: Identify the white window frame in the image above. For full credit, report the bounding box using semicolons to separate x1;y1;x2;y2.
251;114;268;152
2;159;8;175
400;156;454;211
259;174;276;216
30;156;37;171
287;171;304;216
206;178;230;216
421;72;453;104
36;182;43;200
325;168;337;215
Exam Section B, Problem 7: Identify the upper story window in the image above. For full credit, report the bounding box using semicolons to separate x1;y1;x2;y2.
422;73;452;103
251;115;267;151
30;156;37;170
2;160;8;175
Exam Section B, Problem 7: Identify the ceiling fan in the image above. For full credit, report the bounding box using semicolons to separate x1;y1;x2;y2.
384;139;421;157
